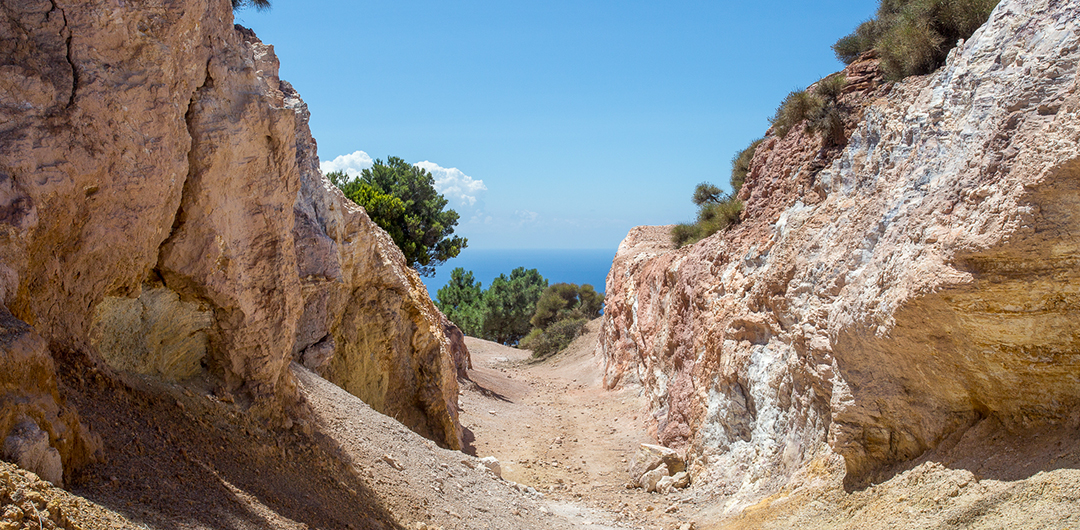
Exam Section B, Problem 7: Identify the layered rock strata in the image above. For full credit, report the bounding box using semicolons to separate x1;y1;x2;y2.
0;0;462;483
602;0;1080;508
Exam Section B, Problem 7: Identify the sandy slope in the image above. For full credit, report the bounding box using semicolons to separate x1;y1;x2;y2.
4;320;686;530
460;318;703;530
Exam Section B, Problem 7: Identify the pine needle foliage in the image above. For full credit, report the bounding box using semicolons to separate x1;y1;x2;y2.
232;0;270;10
327;157;467;277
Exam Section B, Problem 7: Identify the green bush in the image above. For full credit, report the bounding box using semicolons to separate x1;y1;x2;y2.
834;0;1000;79
806;75;848;145
769;90;822;138
671;193;743;249
879;14;944;79
577;284;604;319
671;223;701;248
730;138;763;194
672;223;701;247
807;105;846;146
530;282;604;331
697;198;742;233
832;19;887;64
769;76;848;145
521;317;588;359
814;74;848;101
530;283;581;330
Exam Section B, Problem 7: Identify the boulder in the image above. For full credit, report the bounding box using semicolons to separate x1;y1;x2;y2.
300;337;335;371
655;475;676;494
1;419;62;486
671;471;690;489
628;443;684;483
639;465;668;492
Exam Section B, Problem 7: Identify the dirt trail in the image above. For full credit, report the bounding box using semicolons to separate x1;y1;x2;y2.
459;318;702;530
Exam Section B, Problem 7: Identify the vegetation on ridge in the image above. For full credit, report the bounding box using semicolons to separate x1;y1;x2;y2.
328;157;467;277
672;0;998;249
671;138;761;248
770;74;848;144
833;0;1000;79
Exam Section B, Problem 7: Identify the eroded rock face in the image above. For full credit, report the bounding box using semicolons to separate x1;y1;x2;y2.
602;0;1080;509
284;75;462;449
0;0;463;480
0;306;98;485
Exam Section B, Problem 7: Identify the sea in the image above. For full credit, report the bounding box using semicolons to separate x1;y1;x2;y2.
420;248;617;298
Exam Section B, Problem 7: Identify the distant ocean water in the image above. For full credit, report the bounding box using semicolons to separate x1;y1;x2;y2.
421;248;617;297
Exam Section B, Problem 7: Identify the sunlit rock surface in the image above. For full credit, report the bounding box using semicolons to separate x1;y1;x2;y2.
0;0;463;483
602;0;1080;510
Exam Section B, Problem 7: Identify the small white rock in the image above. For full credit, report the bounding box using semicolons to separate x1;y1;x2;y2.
478;456;502;478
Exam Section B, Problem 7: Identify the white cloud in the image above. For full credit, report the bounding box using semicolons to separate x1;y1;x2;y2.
320;150;373;178
321;152;487;209
415;161;487;207
515;210;540;224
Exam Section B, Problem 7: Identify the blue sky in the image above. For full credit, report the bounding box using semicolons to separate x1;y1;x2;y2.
238;1;878;249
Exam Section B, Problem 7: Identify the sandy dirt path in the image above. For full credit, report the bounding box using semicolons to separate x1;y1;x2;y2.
459;319;702;530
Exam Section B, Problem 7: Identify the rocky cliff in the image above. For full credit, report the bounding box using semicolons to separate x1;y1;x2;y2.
0;0;462;485
602;0;1080;511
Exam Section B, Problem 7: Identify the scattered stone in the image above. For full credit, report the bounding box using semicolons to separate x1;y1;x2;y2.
665;503;678;513
671;471;691;489
478;456;502;479
639;465;668;492
677;523;696;530
656;475;676;494
381;454;404;471
627;443;684;485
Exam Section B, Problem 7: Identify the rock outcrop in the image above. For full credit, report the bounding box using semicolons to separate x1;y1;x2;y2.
602;0;1080;510
0;0;462;483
